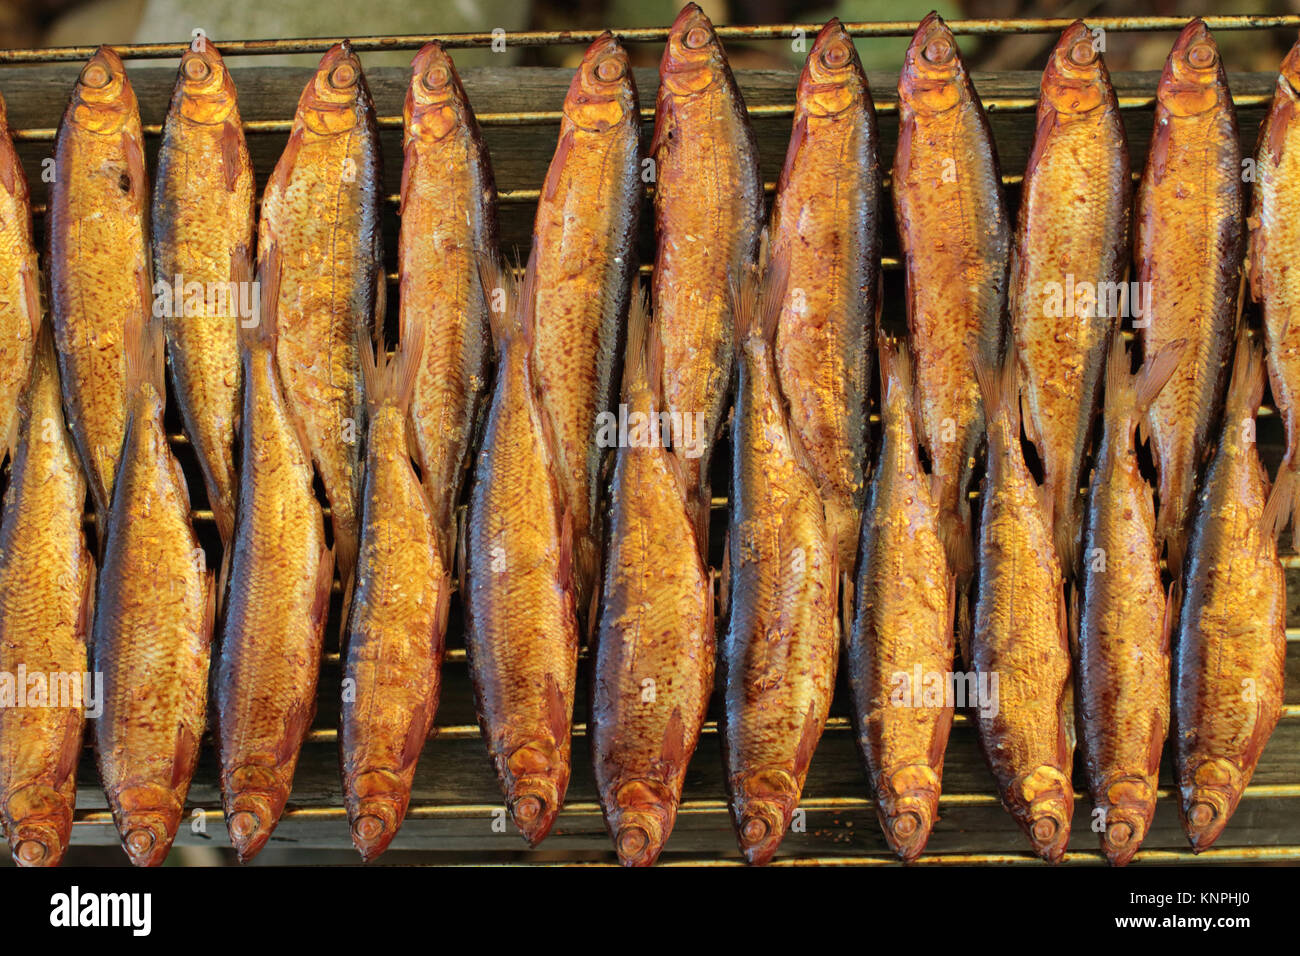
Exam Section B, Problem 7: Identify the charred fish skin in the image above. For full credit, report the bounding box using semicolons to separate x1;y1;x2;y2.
258;41;383;590
591;291;714;868
49;46;151;525
722;258;838;867
1250;35;1300;543
894;12;1010;581
847;336;955;863
1011;20;1130;572
532;31;642;617
972;358;1073;864
92;318;212;868
400;42;498;561
771;18;880;574
1137;19;1244;577
340;327;450;863
464;257;580;847
652;2;763;545
0;334;94;867
1077;338;1181;867
0;92;39;452
1173;335;1286;853
151;40;255;550
216;249;334;863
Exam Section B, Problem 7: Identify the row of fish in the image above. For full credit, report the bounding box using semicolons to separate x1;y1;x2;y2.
0;4;1289;868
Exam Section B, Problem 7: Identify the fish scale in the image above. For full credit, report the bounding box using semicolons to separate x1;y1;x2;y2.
0;91;38;453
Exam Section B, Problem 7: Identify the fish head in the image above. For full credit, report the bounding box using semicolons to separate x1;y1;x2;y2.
1041;21;1109;116
1181;757;1244;852
660;3;726;98
174;41;238;125
899;12;965;115
796;19;866;119
1011;765;1073;863
300;41;366;136
405;42;471;142
876;764;941;863
1097;774;1158;866
565;32;637;133
70;46;137;134
223;764;289;862
731;767;800;865
4;783;74;867
505;738;568;845
1158;19;1226;118
1279;35;1300;100
110;783;184;867
606;778;678;866
347;770;410;862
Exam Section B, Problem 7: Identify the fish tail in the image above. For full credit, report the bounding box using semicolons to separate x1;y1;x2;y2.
123;299;166;407
1264;459;1297;546
939;504;975;582
1133;337;1187;418
244;241;282;353
621;282;660;405
1052;495;1082;579
363;318;426;417
972;347;1019;463
728;245;791;357
1225;326;1265;417
476;249;531;353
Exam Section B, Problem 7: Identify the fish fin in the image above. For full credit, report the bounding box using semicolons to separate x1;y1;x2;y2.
729;245;791;356
476;250;530;352
170;723;201;792
972;349;1020;438
792;700;822;780
201;568;216;651
0;141;18;194
220;119;243;193
956;585;972;669
719;528;731;620
1160;577;1179;659
1263;463;1295;545
123;292;166;406
21;253;40;340
938;509;975;585
1225;326;1265;417
76;550;97;651
542;129;575;203
399;141;416;216
556;508;574;594
840;571;853;640
363;320;426;417
455;505;469;599
434;569;452;645
1133;337;1187;418
215;537;232;620
777;113;808;195
311;543;335;630
660;707;686;778
544;672;569;748
267;126;303;196
372;264;386;345
246;241;282;352
621;282;658;404
1063;585;1078;662
122;128;147;205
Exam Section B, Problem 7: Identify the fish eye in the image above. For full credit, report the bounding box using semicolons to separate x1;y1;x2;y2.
328;62;358;90
684;26;711;50
922;37;954;66
1067;39;1097;67
421;64;450;91
80;62;111;89
595;55;625;82
820;40;851;69
1187;41;1217;70
182;55;211;82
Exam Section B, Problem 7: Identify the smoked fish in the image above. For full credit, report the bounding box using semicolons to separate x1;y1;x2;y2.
215;247;334;863
531;31;641;617
259;41;382;593
0;91;39;450
49;47;151;528
464;255;580;846
1173;333;1287;852
847;335;955;863
722;256;838;866
1250;34;1300;543
1077;335;1182;866
0;331;94;867
151;40;255;550
591;289;714;868
1010;20;1130;571
340;324;451;862
92;314;213;867
1136;19;1244;576
971;357;1073;863
894;12;1010;583
770;18;880;573
399;42;497;560
651;2;763;546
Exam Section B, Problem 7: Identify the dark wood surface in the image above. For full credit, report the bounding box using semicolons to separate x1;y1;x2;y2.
0;60;1295;865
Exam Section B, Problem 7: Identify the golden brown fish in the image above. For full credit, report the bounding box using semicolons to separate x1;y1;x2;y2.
531;31;641;618
971;356;1072;863
1077;335;1182;866
1250;34;1300;544
258;41;382;593
893;12;1010;585
847;335;955;863
0;91;39;450
464;254;579;846
1136;19;1244;576
770;18;880;573
151;40;255;550
591;289;713;867
91;313;213;867
399;42;497;560
651;2;763;546
1010;20;1130;571
1173;332;1286;852
0;330;94;867
215;246;334;862
722;255;838;866
49;46;151;528
340;322;450;862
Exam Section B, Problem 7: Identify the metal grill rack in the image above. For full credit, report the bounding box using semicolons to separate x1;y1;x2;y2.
1;14;1298;865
